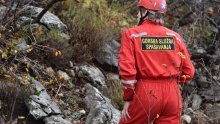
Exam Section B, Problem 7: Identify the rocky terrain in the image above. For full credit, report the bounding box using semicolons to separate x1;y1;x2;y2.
0;0;219;124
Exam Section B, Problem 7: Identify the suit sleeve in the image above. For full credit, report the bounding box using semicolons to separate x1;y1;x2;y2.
178;39;195;83
119;30;137;101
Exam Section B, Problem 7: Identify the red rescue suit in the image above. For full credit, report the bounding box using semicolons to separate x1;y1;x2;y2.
119;20;195;124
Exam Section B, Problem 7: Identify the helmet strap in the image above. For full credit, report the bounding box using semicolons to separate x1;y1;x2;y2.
138;8;150;25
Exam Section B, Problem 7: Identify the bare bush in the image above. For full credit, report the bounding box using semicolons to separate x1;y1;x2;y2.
0;79;31;123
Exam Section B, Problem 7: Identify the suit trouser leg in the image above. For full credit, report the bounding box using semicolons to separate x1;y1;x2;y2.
119;79;182;124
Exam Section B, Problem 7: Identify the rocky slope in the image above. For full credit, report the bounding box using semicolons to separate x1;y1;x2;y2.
0;0;219;124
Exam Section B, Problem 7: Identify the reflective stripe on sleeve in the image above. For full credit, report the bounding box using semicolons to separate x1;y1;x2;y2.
166;32;181;42
121;79;137;84
130;32;147;38
166;32;176;37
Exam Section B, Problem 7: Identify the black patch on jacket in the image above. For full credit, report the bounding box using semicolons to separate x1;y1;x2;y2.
141;37;175;51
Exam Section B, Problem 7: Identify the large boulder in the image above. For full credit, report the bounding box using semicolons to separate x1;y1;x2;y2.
19;6;67;32
25;78;61;119
95;40;120;72
75;64;106;89
25;78;71;124
84;83;121;124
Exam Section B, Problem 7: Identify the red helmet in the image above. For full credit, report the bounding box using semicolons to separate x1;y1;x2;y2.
137;0;167;13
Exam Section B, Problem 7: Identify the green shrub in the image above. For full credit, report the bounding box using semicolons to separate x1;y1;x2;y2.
67;9;112;63
104;76;124;110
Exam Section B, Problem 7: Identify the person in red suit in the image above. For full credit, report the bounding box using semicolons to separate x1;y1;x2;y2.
118;0;195;124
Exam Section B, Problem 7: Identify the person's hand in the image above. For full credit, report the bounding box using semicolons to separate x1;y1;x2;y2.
121;101;131;122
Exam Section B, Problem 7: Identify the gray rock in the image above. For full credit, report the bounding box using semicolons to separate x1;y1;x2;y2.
192;94;202;110
196;47;207;54
190;45;209;60
213;76;218;81
212;27;219;33
50;101;62;113
191;111;213;124
205;103;220;121
26;100;48;119
57;70;71;81
16;38;31;52
183;108;194;115
30;78;51;100
192;46;207;54
0;6;7;20
31;95;52;107
95;40;120;72
76;65;106;89
79;109;86;115
20;6;67;32
46;67;56;77
69;61;74;68
181;114;191;124
84;83;120;124
212;64;219;75
201;85;220;102
213;50;220;64
196;76;210;88
44;115;71;124
65;69;75;78
25;78;61;119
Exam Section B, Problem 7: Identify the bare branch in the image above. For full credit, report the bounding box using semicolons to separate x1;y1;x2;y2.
205;16;220;31
9;0;65;35
34;0;65;24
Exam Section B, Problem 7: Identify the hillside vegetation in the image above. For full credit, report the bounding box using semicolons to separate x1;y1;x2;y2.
0;0;219;124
